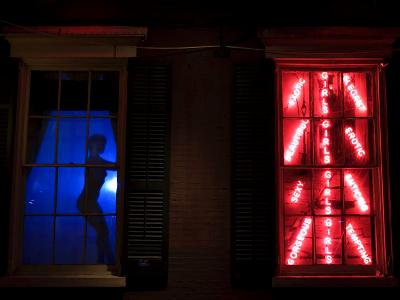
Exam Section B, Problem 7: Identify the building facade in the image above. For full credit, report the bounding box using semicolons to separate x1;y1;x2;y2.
1;2;400;299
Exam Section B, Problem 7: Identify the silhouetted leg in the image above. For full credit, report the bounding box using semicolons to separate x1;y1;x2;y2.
87;216;114;263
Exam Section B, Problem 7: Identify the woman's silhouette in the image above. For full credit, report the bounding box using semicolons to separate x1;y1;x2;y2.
77;134;114;264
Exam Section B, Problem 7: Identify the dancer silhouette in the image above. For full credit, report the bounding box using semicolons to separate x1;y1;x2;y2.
77;134;114;264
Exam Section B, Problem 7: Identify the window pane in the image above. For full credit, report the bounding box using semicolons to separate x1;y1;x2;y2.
344;169;372;215
99;170;117;214
23;216;53;264
84;168;117;214
283;119;311;165
25;167;55;214
55;216;85;264
88;118;117;163
57;167;85;214
86;216;116;264
57;118;87;164
285;216;313;265
313;169;341;216
26;118;56;164
283;169;311;215
282;71;310;117
60;72;88;114
313;71;341;117
345;216;373;265
29;71;58;116
344;119;374;165
343;72;373;117
90;72;118;116
280;66;379;272
314;119;344;165
315;216;342;265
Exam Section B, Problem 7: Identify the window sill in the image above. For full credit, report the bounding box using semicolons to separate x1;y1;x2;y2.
272;276;398;287
0;275;126;287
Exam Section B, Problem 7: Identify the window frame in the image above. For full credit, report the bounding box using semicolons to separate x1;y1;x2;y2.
275;59;392;277
8;58;128;277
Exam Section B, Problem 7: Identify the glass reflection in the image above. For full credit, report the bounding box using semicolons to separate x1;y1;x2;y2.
25;167;55;214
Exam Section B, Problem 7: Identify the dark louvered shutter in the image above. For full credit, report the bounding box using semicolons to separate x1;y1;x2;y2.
0;59;17;276
232;62;275;287
125;64;170;290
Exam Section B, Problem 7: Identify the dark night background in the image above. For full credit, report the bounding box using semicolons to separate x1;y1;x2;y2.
1;1;400;299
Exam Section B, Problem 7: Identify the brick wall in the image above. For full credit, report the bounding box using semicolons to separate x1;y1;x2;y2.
125;28;269;299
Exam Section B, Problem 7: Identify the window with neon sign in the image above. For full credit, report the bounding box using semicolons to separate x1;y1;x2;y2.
279;67;384;272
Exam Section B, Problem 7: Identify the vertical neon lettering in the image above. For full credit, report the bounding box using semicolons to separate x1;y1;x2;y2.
320;72;329;115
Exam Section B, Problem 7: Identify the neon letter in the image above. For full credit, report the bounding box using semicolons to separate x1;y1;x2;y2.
287;217;312;265
346;223;372;265
343;74;367;112
344;173;369;212
288;78;306;107
284;120;309;163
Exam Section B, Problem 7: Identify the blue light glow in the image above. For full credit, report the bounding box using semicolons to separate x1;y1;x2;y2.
24;110;117;264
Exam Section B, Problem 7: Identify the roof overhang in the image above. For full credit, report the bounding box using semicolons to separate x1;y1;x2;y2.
258;27;400;59
1;26;147;58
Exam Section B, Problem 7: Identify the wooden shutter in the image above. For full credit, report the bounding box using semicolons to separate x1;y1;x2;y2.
0;59;17;275
232;62;275;287
125;64;170;290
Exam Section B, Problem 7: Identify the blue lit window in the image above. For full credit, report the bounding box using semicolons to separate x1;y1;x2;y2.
23;71;119;265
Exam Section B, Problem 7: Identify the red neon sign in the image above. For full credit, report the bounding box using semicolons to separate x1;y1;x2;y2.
345;126;366;158
324;218;333;264
291;180;304;203
287;217;312;265
320;72;329;115
323;170;333;264
284;119;309;163
321;120;331;164
343;74;367;112
346;223;372;265
288;78;306;107
323;171;332;215
344;173;369;212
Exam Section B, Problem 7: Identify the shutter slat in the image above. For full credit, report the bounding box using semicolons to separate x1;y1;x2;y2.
125;65;169;290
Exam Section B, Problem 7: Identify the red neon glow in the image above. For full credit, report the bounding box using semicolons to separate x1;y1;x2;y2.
323;171;332;215
346;223;372;265
324;218;333;264
320;72;329;115
321;120;331;164
291;180;304;203
287;217;312;265
288;78;306;107
343;74;367;112
345;126;366;158
322;170;333;264
284;119;309;163
316;217;342;264
344;173;369;212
